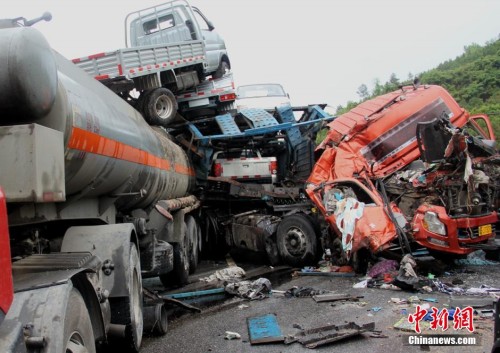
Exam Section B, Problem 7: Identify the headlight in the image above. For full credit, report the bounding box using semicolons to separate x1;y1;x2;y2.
422;212;446;236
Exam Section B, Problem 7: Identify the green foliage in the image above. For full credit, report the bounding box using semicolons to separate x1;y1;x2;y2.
419;38;500;139
333;37;500;142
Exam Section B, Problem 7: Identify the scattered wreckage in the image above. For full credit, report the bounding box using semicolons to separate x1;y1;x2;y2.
307;84;499;268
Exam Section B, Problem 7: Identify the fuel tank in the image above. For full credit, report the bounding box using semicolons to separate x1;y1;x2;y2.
0;27;194;210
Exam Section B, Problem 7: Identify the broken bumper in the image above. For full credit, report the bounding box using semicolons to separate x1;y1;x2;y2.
412;205;499;254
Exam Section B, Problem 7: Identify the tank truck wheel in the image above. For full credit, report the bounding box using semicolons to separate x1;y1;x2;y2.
172;233;190;285
161;224;190;287
113;244;143;353
276;214;318;267
143;88;178;127
186;215;199;274
265;237;280;266
213;60;230;79
63;288;96;353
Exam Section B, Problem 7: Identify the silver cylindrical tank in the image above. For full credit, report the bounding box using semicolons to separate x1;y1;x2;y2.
0;27;194;210
0;27;57;121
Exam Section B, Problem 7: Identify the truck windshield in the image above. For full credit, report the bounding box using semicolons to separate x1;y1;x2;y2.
216;150;258;159
143;14;175;35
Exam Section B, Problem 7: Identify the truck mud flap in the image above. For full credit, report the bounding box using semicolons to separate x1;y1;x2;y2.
61;224;137;298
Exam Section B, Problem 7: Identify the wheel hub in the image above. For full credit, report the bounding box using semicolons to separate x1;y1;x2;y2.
155;95;173;119
66;333;89;353
284;227;307;256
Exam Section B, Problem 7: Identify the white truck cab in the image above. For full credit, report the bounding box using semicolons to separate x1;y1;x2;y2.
126;1;229;77
74;0;231;126
211;149;278;184
236;83;290;111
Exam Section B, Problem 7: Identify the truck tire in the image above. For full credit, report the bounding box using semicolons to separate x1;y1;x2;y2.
265;237;280;266
143;88;178;127
160;232;190;287
212;60;229;79
63;288;96;353
172;239;190;285
111;244;143;353
186;215;199;274
276;214;317;267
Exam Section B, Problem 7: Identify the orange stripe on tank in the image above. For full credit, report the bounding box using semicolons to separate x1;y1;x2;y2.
68;127;194;176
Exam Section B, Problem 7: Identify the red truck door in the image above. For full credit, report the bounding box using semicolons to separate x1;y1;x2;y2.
0;188;13;320
468;114;496;140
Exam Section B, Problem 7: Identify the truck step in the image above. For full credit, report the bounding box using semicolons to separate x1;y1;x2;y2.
240;109;279;129
215;113;241;135
12;252;99;272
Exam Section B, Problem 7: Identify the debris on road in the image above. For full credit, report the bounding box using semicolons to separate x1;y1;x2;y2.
433;279;500;296
393;317;430;332
368;331;388;338
312;293;363;303
422;297;438;303
224;277;272;300
367;259;399;278
390;297;407;305
164;288;226;299
285;321;375;348
392;254;420;291
224;331;241;340
455;250;499;266
144;287;201;313
353;279;368;288
379;283;401;290
295;263;355;277
450;295;497;308
285;286;332;298
476;309;494;318
247;314;284;345
200;266;246;282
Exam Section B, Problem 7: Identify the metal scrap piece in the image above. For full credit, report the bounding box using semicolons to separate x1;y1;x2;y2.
247;314;284;345
286;321;375;348
312;293;363;303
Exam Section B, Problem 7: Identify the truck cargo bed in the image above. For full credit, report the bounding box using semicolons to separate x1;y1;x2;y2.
73;40;205;82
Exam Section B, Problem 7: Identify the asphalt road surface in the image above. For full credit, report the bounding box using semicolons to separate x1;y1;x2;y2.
141;254;499;353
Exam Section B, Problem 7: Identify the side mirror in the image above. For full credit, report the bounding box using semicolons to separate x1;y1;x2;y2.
207;20;215;31
24;12;52;26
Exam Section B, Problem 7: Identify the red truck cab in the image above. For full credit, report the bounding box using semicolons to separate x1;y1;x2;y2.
307;85;498;260
0;187;13;323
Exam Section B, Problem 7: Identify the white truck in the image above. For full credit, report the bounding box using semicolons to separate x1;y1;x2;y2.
73;0;231;126
235;83;291;112
176;73;237;119
211;149;278;184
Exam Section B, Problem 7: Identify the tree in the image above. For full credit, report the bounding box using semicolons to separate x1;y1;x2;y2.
372;78;384;96
356;84;369;100
389;73;400;86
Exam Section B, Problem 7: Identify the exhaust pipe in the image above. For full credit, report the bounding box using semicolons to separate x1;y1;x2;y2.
143;304;168;335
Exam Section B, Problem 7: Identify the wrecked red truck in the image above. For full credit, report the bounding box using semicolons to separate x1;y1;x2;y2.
307;84;499;267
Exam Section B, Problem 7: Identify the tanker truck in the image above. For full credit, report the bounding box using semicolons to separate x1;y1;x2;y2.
0;14;201;353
